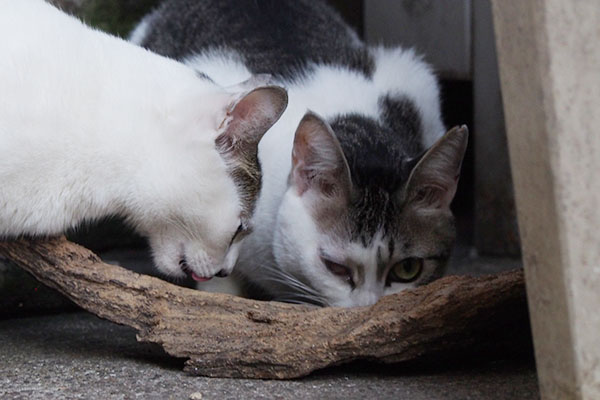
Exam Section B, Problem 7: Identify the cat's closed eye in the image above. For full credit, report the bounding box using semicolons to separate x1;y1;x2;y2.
230;223;244;245
230;222;253;245
321;258;355;289
387;258;424;285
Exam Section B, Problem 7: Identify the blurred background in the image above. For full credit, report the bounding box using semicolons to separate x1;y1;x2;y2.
0;0;521;317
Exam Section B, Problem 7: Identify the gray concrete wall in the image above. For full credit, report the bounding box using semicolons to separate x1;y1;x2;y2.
365;0;471;80
493;0;600;398
365;0;521;257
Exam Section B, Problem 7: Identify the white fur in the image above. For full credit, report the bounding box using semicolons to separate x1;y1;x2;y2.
371;47;445;148
183;47;445;306
0;1;253;279
185;51;254;86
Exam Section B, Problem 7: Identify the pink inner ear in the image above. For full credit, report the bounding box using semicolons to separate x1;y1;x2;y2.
290;114;332;196
410;167;461;210
289;112;353;199
225;96;255;138
221;86;287;146
405;126;468;211
292;129;312;166
291;150;309;195
231;97;253;120
415;184;455;210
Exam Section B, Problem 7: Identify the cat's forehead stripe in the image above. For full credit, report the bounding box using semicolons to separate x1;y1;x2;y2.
329;107;425;245
388;239;395;259
376;245;387;281
349;186;400;245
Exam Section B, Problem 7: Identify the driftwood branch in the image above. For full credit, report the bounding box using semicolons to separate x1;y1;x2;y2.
0;237;529;379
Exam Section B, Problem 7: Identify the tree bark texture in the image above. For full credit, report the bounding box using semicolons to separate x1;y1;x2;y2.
0;237;530;379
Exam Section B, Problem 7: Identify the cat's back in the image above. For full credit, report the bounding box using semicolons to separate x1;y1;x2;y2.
135;0;373;81
2;1;134;113
135;0;443;147
0;0;201;143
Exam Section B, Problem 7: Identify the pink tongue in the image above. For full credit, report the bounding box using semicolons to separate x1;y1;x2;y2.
191;272;212;282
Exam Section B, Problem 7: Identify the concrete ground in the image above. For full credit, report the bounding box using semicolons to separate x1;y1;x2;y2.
0;312;538;400
0;244;538;400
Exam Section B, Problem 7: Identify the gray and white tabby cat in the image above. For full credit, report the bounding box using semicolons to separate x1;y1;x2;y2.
132;0;468;307
0;0;287;282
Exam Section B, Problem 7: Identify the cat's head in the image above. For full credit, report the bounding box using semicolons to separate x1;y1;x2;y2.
271;112;467;307
140;83;287;282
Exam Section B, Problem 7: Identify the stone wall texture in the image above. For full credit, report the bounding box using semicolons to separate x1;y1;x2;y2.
493;0;600;398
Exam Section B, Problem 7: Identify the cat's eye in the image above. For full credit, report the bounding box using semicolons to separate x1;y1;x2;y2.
322;258;355;289
387;258;424;284
230;223;244;245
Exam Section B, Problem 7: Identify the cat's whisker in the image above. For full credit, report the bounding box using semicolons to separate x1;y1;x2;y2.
257;269;327;306
260;275;317;296
259;265;322;297
161;214;201;243
273;288;327;305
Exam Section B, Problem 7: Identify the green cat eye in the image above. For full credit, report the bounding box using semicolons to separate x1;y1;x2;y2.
388;258;424;283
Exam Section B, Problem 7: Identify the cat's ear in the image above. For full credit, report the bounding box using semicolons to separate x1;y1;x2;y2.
216;86;288;153
403;125;468;210
291;111;353;198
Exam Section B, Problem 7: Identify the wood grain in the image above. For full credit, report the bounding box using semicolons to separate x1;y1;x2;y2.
0;237;529;379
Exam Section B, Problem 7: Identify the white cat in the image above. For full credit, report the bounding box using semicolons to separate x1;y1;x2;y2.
0;0;288;281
